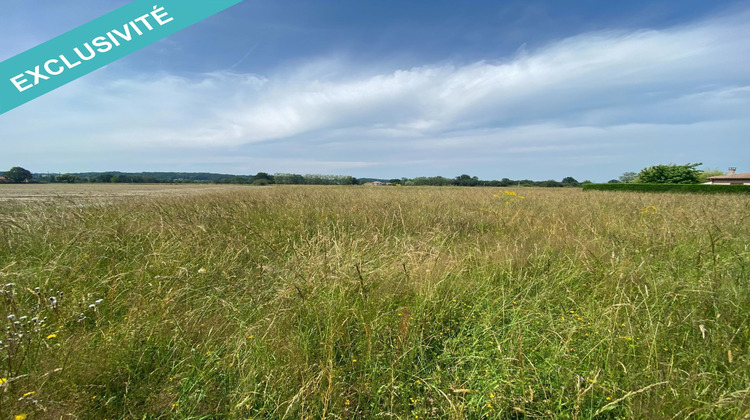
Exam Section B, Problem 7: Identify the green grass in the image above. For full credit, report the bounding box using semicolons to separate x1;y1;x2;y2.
1;186;749;419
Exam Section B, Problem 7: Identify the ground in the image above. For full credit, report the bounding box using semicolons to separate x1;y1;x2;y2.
0;185;748;419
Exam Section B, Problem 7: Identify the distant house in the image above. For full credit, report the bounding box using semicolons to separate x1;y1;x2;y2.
707;168;750;185
0;176;7;183
363;181;394;186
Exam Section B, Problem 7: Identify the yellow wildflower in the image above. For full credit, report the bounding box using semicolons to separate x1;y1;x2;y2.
15;414;27;420
47;333;57;339
0;378;7;385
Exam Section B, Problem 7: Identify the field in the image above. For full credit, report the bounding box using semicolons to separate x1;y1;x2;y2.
1;185;749;419
0;183;233;203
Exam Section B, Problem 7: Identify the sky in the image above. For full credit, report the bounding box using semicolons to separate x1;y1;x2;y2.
1;0;748;181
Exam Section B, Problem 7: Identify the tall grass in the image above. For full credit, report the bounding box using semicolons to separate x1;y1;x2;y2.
0;186;748;418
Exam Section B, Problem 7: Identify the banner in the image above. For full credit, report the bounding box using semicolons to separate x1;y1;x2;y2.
0;0;244;115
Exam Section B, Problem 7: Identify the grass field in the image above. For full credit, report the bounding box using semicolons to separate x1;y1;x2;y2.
1;185;748;419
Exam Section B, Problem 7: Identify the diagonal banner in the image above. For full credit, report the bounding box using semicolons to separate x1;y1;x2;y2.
0;0;244;115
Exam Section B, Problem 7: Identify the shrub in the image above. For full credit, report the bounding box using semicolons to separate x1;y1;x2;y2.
582;183;750;194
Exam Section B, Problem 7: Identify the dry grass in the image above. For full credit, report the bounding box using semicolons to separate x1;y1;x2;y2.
0;185;748;419
0;183;241;203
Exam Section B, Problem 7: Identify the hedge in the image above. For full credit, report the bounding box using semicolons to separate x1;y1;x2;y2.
582;183;750;194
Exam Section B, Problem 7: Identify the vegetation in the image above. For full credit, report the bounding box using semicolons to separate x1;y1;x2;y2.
619;172;638;184
18;169;589;187
1;185;748;419
2;167;33;183
699;168;726;184
583;183;750;194
636;163;703;184
54;174;79;184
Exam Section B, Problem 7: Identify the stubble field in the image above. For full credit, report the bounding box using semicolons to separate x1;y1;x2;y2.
0;184;748;419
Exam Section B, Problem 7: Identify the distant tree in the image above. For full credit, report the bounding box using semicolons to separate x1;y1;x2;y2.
252;179;270;186
94;174;114;183
561;176;579;187
698;168;725;183
388;179;401;184
637;163;702;184
538;180;564;187
273;173;305;184
607;179;621;184
253;172;274;184
56;173;79;183
411;176;453;186
619;172;638;183
3;167;33;183
455;174;479;186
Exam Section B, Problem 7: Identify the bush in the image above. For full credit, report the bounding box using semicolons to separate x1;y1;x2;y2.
582;183;750;194
637;163;702;184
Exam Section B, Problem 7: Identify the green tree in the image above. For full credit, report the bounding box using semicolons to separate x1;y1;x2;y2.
637;163;702;184
56;174;79;183
454;174;479;186
94;174;114;183
561;176;579;186
3;166;33;183
698;168;725;183
619;172;637;183
252;172;274;184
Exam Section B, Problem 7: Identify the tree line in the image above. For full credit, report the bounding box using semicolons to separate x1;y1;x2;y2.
1;163;725;186
1;167;587;187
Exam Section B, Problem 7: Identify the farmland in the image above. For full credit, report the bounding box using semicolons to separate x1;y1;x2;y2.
1;185;749;418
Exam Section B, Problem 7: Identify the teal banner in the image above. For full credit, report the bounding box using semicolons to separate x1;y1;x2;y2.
0;0;244;115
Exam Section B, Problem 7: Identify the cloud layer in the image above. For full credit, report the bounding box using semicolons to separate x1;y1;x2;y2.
2;10;749;179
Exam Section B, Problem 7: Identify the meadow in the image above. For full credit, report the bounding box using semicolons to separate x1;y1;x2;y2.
0;185;748;419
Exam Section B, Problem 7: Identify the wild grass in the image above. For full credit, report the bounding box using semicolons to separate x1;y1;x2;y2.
0;185;748;419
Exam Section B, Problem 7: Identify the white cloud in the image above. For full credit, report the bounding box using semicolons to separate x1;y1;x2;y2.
1;11;748;178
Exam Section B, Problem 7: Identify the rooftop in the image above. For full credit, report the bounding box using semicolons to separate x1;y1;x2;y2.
708;172;750;180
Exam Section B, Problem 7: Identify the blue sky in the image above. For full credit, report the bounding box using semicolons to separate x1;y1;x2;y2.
1;0;748;181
